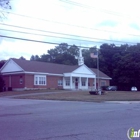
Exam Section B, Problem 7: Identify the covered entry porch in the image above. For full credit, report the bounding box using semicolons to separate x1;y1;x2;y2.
63;73;96;90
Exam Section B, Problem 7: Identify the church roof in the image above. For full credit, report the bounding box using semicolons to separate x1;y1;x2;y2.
0;58;111;79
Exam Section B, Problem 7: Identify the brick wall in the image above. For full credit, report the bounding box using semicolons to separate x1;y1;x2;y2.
24;74;63;89
47;75;63;89
2;74;25;89
24;74;34;88
2;73;110;90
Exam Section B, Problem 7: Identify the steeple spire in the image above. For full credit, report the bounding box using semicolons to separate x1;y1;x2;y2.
78;48;84;65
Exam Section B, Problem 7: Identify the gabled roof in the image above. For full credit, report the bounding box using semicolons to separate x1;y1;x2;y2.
1;58;111;79
13;59;80;74
90;68;111;79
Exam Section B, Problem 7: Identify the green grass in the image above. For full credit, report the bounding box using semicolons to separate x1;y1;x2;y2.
13;91;140;102
0;89;63;97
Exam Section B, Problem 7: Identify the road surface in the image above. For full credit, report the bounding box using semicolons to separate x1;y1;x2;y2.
0;97;139;140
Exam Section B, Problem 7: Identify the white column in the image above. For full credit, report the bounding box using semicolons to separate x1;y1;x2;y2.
70;76;73;89
63;77;65;89
94;78;96;90
79;77;81;89
86;78;88;89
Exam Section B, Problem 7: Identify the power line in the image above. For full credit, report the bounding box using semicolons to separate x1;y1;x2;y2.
60;0;138;19
0;28;99;43
1;10;140;37
0;34;60;45
0;34;95;48
0;23;120;42
0;34;136;49
0;27;137;45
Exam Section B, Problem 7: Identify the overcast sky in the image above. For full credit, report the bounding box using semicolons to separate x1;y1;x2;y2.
0;0;140;60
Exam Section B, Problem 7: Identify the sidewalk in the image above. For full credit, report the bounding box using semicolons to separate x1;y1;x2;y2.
105;101;140;104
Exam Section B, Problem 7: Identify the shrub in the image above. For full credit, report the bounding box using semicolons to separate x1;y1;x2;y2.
0;75;5;92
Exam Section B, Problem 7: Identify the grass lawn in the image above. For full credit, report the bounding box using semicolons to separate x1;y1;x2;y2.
0;89;63;97
13;90;140;102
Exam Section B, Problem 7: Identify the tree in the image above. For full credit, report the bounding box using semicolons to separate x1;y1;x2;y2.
82;47;97;68
0;0;11;9
32;43;79;65
0;60;6;92
30;55;40;61
0;0;11;20
19;56;26;60
0;74;5;92
99;43;140;90
0;60;5;68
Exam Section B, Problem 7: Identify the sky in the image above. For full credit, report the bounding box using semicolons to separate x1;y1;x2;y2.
0;0;140;60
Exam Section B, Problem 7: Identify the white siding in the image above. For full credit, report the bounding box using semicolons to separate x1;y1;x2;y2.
73;65;94;75
1;59;23;73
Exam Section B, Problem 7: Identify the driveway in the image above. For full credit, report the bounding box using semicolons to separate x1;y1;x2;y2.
0;97;139;140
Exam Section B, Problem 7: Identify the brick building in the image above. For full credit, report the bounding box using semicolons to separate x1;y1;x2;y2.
0;58;111;91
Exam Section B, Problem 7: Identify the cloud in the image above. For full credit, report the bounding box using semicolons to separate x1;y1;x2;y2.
1;0;140;60
0;39;55;60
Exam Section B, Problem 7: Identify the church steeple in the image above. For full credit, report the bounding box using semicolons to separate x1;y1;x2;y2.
78;48;84;65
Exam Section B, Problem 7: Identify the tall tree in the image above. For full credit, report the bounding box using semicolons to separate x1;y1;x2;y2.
0;0;11;9
34;43;79;65
0;60;5;68
19;56;26;60
0;0;11;19
83;47;97;68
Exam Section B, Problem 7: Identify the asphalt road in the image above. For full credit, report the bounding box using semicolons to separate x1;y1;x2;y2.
0;98;139;140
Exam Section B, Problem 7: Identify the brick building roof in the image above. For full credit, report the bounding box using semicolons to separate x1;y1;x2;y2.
13;59;111;79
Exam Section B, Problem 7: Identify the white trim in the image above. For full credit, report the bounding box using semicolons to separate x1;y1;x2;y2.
25;72;63;76
0;59;24;73
46;73;63;76
72;64;96;75
1;71;63;76
34;75;46;86
1;71;111;80
64;73;96;78
1;72;25;75
98;77;112;80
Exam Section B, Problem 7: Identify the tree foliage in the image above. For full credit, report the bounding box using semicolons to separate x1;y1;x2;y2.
0;0;11;20
99;43;140;90
0;60;6;92
30;43;79;65
0;0;11;9
0;60;5;68
19;56;26;60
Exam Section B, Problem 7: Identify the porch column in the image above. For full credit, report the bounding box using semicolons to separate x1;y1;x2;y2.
70;76;72;89
63;77;65;89
79;77;81;89
94;78;96;90
86;78;88;89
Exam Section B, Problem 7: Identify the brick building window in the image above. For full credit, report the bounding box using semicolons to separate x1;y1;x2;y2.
101;81;106;86
34;75;46;85
20;76;23;84
65;79;70;86
20;78;23;84
82;80;86;86
58;80;63;86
